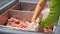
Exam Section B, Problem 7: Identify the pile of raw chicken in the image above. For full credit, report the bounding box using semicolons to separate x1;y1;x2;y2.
7;17;39;31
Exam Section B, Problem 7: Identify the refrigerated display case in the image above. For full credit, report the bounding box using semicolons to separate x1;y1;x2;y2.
0;0;60;34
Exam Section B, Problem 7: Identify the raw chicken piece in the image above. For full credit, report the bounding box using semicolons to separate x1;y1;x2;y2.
43;27;53;32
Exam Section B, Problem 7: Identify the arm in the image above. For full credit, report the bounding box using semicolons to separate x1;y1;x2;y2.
39;0;60;28
31;0;47;22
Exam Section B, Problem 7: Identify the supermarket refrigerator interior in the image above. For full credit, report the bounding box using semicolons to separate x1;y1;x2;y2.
0;0;60;34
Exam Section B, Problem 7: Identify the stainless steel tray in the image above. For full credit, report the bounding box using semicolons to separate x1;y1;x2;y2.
0;10;53;34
